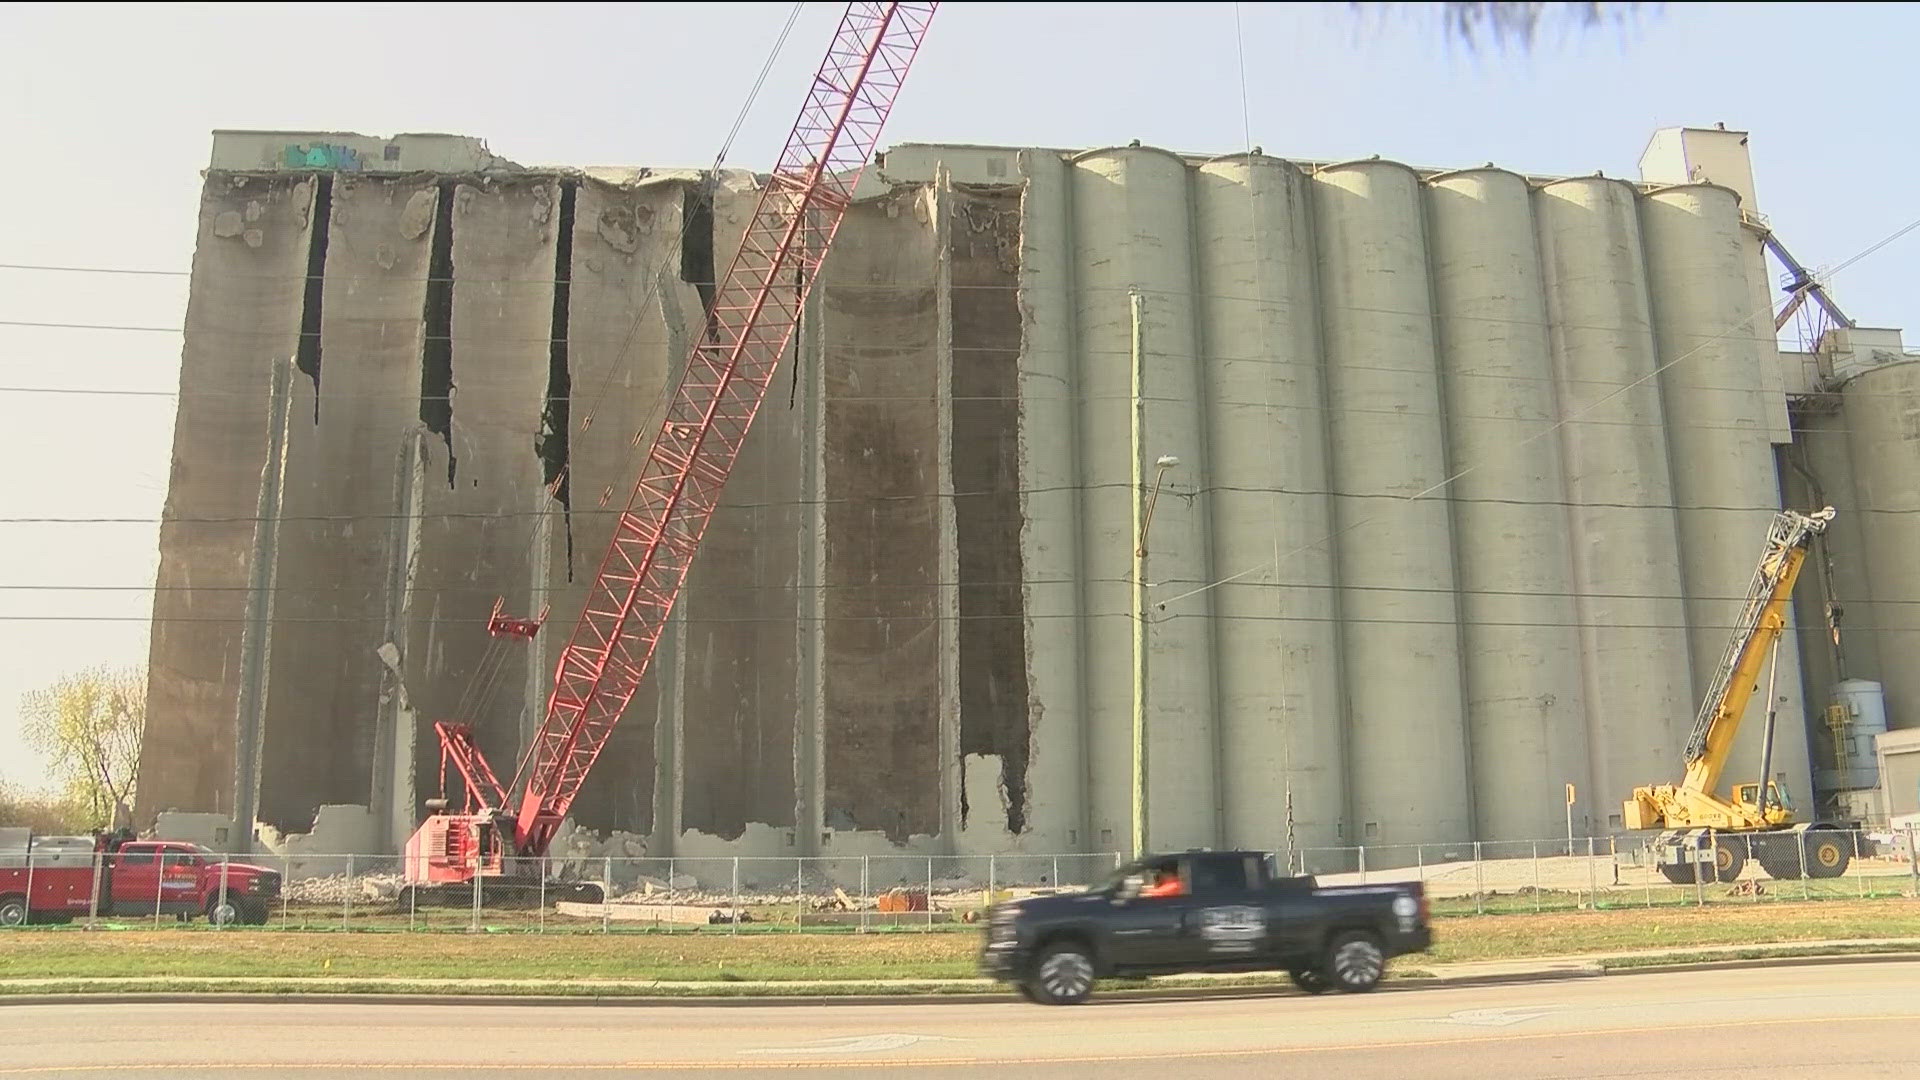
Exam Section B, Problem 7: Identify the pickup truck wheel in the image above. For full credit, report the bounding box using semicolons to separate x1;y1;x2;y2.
205;897;242;927
1027;942;1096;1005
1289;968;1331;995
0;896;26;928
240;901;270;926
1323;931;1386;993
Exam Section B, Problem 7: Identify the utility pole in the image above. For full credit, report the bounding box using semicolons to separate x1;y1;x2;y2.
1130;289;1147;861
1129;288;1180;861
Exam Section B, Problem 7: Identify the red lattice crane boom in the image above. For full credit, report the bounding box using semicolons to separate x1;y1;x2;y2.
404;2;937;888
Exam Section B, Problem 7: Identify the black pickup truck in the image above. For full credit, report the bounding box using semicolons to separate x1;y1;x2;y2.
980;849;1432;1004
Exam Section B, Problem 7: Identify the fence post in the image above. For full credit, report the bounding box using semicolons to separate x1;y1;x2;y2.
87;849;101;929
19;844;33;930
1358;845;1368;885
470;863;482;933
218;857;231;929
345;854;355;931
1693;835;1706;907
668;858;677;933
987;855;996;913
1416;845;1424;887
1586;836;1598;909
1856;830;1867;899
18;845;33;930
283;854;292;927
1053;856;1061;890
1532;841;1541;913
731;857;741;936
1904;822;1920;891
153;853;164;926
538;858;547;935
925;857;934;933
1798;832;1811;901
796;858;805;932
602;857;611;934
860;856;870;934
1908;824;1919;899
408;866;418;931
1473;841;1484;915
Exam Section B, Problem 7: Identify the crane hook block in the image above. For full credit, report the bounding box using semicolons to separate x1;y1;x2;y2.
486;597;550;641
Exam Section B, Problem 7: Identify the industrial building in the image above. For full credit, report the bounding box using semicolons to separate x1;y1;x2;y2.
134;125;1920;866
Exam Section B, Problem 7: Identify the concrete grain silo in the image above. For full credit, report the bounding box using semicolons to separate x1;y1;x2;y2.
135;126;1915;873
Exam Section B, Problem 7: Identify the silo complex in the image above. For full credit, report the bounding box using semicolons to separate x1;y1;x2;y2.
137;127;1919;864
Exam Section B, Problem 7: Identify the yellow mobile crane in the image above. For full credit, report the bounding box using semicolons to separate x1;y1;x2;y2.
1624;506;1855;883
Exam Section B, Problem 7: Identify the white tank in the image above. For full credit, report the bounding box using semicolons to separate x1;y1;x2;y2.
1425;169;1590;841
1311;159;1473;848
1192;154;1346;852
1825;679;1888;791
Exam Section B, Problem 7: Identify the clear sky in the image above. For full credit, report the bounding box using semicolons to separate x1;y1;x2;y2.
0;2;1915;790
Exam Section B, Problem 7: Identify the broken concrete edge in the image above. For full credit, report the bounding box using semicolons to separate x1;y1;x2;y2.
5;949;1916;1008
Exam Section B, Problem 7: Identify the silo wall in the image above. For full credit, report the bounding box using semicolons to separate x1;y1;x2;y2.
1193;155;1346;854
1642;184;1811;800
1312;160;1472;847
1069;147;1220;854
1533;177;1695;831
1425;169;1590;841
1842;360;1920;734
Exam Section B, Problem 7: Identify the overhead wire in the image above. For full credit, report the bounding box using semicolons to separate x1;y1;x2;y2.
9;485;1920;527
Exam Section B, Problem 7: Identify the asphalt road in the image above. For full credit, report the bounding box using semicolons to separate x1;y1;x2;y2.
3;961;1918;1078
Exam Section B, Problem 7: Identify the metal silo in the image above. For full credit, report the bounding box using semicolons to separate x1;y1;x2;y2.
1311;160;1472;848
1425;169;1591;842
1069;147;1220;854
1533;177;1695;833
1193;154;1346;854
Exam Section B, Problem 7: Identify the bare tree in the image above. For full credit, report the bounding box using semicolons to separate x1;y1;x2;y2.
19;665;145;831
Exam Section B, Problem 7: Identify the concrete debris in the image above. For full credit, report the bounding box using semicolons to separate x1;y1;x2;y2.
282;872;405;906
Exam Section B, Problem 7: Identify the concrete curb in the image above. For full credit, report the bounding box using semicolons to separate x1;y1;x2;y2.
4;950;1916;1008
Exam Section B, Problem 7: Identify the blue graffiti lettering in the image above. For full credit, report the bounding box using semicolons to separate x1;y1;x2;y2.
282;143;364;172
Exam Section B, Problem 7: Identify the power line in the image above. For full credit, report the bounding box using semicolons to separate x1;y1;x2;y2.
4;483;1918;526
0;380;1903;442
3;575;1913;608
3;610;1918;633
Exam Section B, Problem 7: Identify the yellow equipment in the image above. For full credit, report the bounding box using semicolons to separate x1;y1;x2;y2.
1624;507;1854;883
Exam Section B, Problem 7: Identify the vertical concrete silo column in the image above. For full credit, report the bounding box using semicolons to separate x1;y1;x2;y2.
1193;155;1346;853
1000;151;1088;854
1311;160;1472;848
1641;185;1812;801
1070;146;1219;854
1841;360;1920;735
1533;178;1695;831
1425;170;1590;842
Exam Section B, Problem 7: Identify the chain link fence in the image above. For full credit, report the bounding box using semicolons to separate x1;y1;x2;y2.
4;828;1914;932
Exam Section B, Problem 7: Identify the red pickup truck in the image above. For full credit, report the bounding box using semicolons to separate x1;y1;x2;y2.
0;831;281;926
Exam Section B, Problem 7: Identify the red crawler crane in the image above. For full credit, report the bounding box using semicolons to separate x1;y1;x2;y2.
403;2;938;896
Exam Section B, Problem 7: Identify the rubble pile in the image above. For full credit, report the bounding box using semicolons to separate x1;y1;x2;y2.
281;872;405;905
